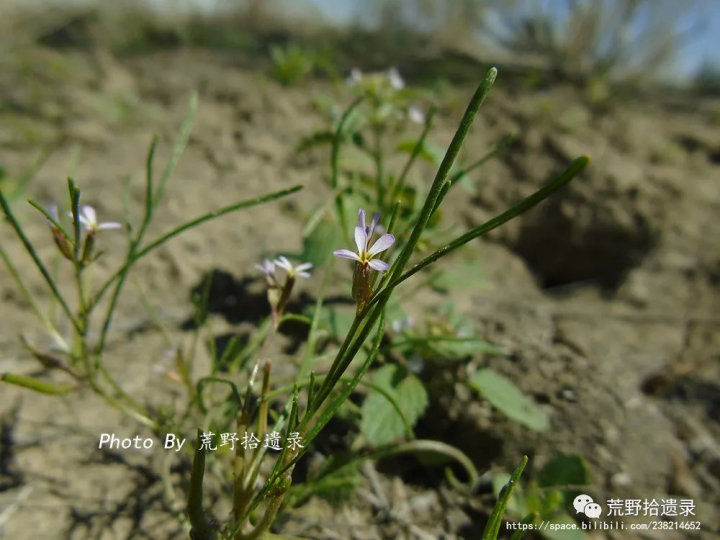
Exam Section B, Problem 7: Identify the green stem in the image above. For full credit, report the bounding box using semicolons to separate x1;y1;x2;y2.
89;185;303;311
391;156;589;288
386;67;497;286
373;125;385;208
0;191;81;334
389;106;436;203
0;243;67;350
331;97;362;233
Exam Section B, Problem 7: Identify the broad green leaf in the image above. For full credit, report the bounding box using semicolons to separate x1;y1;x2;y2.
538;454;589;488
397;138;463;177
469;369;549;431
361;364;428;445
327;307;355;339
429;261;485;293
397;139;444;167
302;219;341;267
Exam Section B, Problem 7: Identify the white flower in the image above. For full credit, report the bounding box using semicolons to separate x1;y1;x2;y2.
347;68;363;86
333;209;395;272
387;67;404;90
254;259;276;277
408;106;425;124
70;205;121;233
274;256;313;279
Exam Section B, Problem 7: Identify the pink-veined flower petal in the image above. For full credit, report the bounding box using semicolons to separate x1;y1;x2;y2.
357;208;366;231
333;249;362;262
295;262;313;272
354;226;367;254
367;233;395;256
297;271;311;278
368;259;389;271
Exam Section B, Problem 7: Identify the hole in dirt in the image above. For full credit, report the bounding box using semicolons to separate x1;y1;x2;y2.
182;269;265;327
0;405;24;491
641;374;720;422
183;269;353;328
182;269;354;362
510;196;657;290
673;135;702;153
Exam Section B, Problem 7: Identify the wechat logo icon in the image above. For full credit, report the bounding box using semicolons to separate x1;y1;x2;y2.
573;494;602;519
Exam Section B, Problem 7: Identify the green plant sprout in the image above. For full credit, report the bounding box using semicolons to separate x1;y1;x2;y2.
270;43;316;86
0;66;588;539
492;453;591;540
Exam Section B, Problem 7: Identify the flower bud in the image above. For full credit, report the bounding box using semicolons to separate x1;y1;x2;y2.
352;262;372;311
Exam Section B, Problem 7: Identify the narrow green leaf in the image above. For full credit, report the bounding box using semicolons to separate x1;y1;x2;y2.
187;429;217;539
492;473;528;518
91;185;303;309
196;376;243;414
155;92;197;204
0;190;81;333
1;373;74;395
391;156;589;289
483;455;528;540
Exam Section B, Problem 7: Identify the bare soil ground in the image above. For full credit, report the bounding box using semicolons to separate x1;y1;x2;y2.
1;44;719;538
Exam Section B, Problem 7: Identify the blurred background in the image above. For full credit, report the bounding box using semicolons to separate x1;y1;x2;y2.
0;1;719;538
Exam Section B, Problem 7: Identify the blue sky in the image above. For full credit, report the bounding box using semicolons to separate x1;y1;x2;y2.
307;0;720;80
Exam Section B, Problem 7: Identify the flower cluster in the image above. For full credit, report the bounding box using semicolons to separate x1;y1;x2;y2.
346;67;425;125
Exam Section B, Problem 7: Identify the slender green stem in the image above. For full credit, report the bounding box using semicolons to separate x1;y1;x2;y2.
391;156;589;289
155;92;197;205
373;125;385;208
298;261;332;381
239;312;386;523
0;244;67;349
389;106;436;203
188;429;217;540
331;97;363;233
68;179;81;263
386;67;497;286
0;191;81;333
448;133;514;186
483;456;528;540
27;200;72;240
95;137;162;357
89;185;303;311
